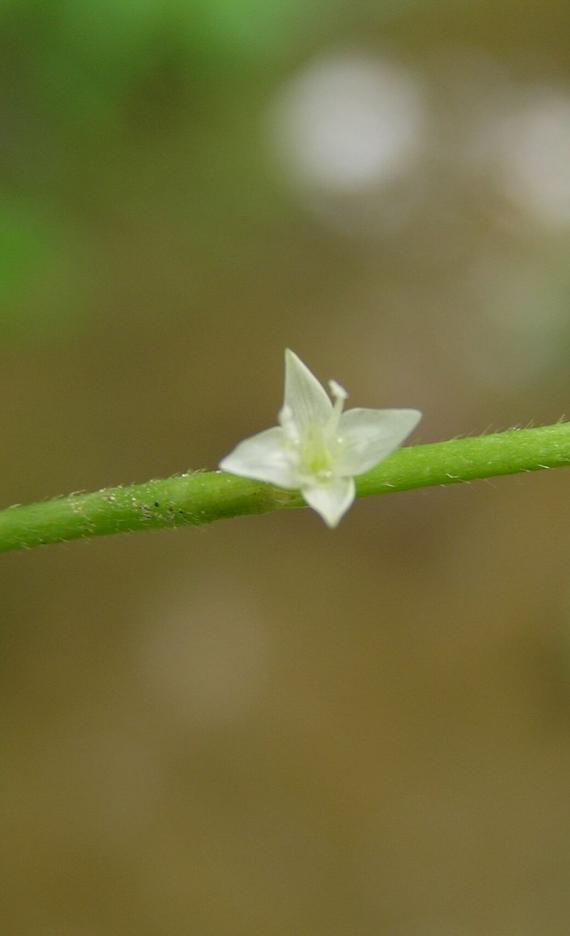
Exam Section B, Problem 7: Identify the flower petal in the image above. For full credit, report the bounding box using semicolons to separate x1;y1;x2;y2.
337;408;422;476
220;426;298;488
301;477;356;527
284;349;332;433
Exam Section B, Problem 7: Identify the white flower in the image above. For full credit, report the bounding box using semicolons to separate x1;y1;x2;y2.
220;349;421;527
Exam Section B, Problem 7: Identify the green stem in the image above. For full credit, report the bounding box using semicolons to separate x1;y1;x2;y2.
1;423;569;554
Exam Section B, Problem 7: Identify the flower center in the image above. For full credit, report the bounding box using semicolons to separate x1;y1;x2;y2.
299;426;334;481
279;379;348;485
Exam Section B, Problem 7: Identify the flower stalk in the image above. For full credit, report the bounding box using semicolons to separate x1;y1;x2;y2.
1;422;569;554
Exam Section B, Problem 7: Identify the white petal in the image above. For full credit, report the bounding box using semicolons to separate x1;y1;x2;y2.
284;349;332;432
220;426;298;488
301;477;356;527
336;408;422;476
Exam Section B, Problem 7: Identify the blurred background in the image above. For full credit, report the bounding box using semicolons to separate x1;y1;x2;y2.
2;1;570;933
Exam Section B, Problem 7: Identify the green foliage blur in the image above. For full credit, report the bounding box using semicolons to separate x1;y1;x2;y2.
0;0;325;338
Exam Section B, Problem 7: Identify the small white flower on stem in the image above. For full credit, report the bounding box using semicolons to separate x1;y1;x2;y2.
220;350;421;527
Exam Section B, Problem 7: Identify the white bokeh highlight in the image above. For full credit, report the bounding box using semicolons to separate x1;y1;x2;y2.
270;52;426;194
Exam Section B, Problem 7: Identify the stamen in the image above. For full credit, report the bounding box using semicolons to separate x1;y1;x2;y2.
328;380;348;437
279;404;300;442
329;379;348;403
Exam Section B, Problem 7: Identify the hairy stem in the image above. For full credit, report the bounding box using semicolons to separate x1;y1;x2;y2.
1;423;569;554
